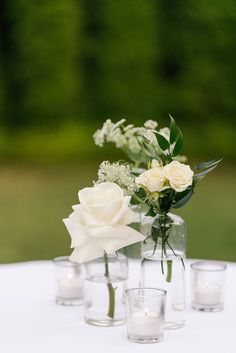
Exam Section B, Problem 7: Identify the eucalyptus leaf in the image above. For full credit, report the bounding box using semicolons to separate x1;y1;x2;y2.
169;115;178;144
173;189;193;208
195;159;222;172
194;159;222;177
174;188;192;202
195;164;220;177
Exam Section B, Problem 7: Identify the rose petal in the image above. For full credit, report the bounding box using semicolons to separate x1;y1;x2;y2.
70;244;104;263
63;216;88;248
78;183;125;224
118;206;140;225
79;182;123;207
87;200;122;224
95;225;145;253
73;204;105;226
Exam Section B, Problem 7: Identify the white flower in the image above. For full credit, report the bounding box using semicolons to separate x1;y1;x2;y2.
144;120;158;130
63;182;144;263
141;129;158;146
159;127;170;140
151;159;162;169
96;161;137;196
93;119;126;148
163;161;194;192
136;168;166;193
127;136;141;154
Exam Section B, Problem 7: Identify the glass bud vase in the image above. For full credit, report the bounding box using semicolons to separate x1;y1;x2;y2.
84;252;128;327
140;212;186;330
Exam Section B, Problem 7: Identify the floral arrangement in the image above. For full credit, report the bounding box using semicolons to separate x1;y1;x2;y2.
94;116;220;214
64;116;221;320
94;116;221;279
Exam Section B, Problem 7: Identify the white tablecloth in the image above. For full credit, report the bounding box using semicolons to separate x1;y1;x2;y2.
0;259;235;353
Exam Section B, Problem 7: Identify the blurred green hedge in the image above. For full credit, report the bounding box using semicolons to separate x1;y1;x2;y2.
0;0;235;160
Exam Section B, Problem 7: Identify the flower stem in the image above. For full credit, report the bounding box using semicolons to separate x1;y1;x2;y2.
166;260;172;282
104;252;116;319
160;212;173;282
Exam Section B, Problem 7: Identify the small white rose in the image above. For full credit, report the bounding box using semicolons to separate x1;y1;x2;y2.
151;159;162;169
163;161;194;192
63;182;144;263
136;168;166;193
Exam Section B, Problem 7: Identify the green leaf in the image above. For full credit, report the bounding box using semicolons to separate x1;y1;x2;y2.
159;190;175;213
169;115;178;144
194;159;222;177
155;132;170;152
172;128;183;156
173;189;193;208
143;140;157;157
145;206;156;217
137;136;157;159
131;188;147;205
195;159;222;171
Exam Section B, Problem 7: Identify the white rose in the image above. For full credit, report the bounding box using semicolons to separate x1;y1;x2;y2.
63;182;144;263
136;168;166;193
163;161;194;192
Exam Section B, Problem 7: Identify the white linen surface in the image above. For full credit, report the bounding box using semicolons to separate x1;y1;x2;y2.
0;259;235;353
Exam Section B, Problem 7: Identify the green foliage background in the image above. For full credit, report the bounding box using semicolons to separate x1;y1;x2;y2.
0;1;235;263
0;0;235;161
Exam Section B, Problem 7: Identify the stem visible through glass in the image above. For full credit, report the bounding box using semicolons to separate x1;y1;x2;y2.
104;252;116;319
154;212;173;282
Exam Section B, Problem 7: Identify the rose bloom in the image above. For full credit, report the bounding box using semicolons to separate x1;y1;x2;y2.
63;182;144;263
136;167;166;193
151;159;162;169
163;161;194;192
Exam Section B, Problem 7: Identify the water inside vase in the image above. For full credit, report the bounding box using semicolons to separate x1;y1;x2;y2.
140;250;185;329
84;275;127;326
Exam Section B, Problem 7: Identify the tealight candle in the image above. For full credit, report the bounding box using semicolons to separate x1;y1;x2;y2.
125;288;166;344
127;310;162;339
54;256;84;306
57;275;83;300
191;261;227;312
195;283;221;306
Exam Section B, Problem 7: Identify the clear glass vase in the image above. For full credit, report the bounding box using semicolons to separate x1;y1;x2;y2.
140;212;186;330
84;252;128;327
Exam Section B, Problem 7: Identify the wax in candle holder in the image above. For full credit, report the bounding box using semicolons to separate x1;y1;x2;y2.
53;256;84;306
125;288;166;344
191;261;227;312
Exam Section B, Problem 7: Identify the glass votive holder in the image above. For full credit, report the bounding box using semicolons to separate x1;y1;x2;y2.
53;256;84;306
191;261;227;312
125;288;166;344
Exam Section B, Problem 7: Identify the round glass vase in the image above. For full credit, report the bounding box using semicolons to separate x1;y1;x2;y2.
140;212;186;330
84;252;128;327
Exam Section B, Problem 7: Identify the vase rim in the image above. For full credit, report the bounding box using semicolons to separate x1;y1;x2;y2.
53;255;82;267
191;261;227;272
125;287;167;297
